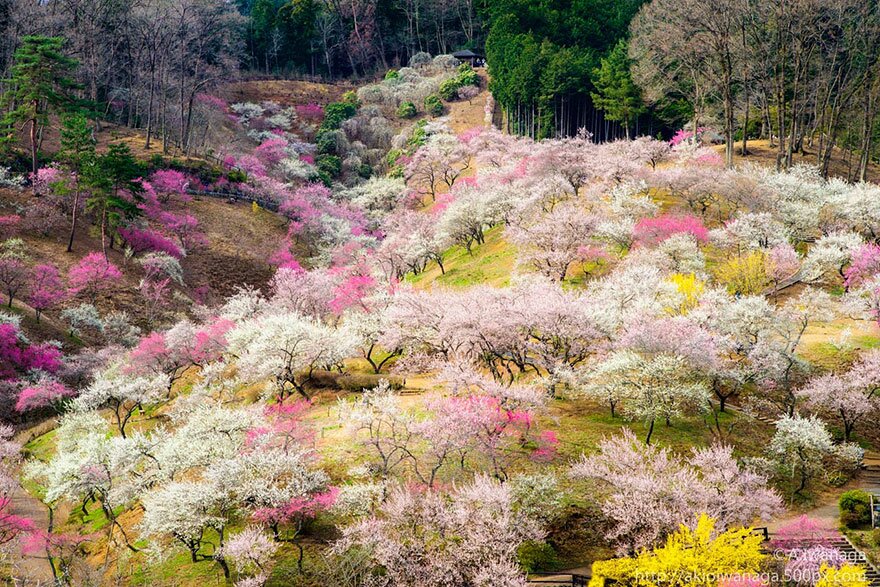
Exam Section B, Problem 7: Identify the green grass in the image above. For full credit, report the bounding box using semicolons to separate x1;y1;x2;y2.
407;225;516;288
23;428;57;462
801;333;880;370
545;397;771;459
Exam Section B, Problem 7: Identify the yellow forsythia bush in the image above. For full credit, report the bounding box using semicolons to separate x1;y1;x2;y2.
589;515;765;587
669;273;705;313
714;251;772;296
815;563;869;587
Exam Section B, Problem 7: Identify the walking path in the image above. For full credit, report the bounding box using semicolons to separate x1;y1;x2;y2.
5;426;56;585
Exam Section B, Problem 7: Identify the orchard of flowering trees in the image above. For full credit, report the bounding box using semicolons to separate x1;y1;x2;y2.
0;24;880;586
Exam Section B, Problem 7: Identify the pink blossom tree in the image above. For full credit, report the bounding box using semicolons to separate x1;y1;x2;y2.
769;516;836;551
16;377;75;413
0;425;34;549
68;252;123;304
336;476;544;587
768;243;802;288
22;529;94;585
0;216;21;240
507;204;600;281
795;350;880;441
0;257;27;309
28;264;67;321
0;496;35;549
633;214;709;247
571;429;782;553
843;244;880;290
405;135;471;202
0;240;29;308
127;330;190;391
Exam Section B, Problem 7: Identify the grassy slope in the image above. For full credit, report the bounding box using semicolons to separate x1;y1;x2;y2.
15;79;880;585
407;224;517;288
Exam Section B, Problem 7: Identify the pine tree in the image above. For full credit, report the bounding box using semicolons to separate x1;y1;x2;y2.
86;144;143;258
1;36;78;184
58;113;97;253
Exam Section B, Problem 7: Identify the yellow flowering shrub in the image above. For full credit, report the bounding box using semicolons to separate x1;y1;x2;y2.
714;251;771;296
589;515;765;587
669;273;705;313
815;563;869;587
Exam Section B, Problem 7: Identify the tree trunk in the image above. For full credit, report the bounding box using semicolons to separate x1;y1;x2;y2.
67;189;80;252
30;115;39;192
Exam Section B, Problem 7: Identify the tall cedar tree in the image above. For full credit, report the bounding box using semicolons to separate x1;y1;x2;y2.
591;40;645;138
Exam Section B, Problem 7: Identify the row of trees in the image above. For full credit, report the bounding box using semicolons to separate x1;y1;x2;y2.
630;0;880;175
485;0;648;139
0;0;242;160
240;0;483;76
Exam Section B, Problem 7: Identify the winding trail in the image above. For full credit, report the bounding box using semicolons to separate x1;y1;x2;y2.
7;482;54;585
6;425;56;585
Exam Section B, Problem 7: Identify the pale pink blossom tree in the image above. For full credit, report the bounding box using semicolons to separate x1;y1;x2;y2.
336;475;544;587
795;350;880;441
571;428;782;553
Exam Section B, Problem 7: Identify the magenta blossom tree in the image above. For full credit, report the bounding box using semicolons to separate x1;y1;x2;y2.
149;169;191;202
28;264;67;322
68;252;123;304
0;255;28;309
633;214;709;247
118;226;183;259
16;378;75;413
0;322;62;380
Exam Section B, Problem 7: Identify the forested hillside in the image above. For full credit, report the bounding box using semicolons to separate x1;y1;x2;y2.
1;1;880;587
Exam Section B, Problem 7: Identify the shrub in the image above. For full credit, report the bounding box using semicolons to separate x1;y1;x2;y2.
517;541;560;573
457;63;480;87
316;130;339;155
714;251;772;296
396;101;417;119
342;90;360;106
424;94;444;116
295;103;324;121
839;490;872;528
321;101;358;131
458;85;480;102
317;155;341;178
409;52;432;68
384;69;399;80
226;169;247;183
439;78;461;101
873;528;880;547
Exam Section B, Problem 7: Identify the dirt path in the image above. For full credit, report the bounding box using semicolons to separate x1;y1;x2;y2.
765;450;880;533
445;69;492;135
7;482;54;585
5;426;56;585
